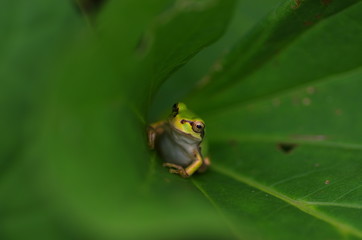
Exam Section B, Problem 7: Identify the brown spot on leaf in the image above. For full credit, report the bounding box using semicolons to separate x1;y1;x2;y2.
335;109;342;116
292;96;300;106
321;0;332;6
277;143;298;154
291;0;301;9
324;179;330;184
306;86;315;94
272;98;281;107
213;62;223;72
246;104;255;110
315;14;323;20
197;75;211;88
228;139;238;147
302;97;311;106
304;20;314;27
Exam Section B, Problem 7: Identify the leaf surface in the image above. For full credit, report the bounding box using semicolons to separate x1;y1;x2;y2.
23;0;236;239
3;0;362;239
186;1;362;239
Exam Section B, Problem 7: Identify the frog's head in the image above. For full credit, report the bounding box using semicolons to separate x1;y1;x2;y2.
168;102;205;141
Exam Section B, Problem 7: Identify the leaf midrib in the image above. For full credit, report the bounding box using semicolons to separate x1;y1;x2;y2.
194;164;362;239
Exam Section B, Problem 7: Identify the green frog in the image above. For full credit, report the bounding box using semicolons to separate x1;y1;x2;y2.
147;103;210;178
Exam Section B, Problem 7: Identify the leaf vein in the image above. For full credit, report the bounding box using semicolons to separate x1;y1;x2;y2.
205;65;362;117
192;179;245;240
305;201;362;210
333;184;362;202
211;164;362;238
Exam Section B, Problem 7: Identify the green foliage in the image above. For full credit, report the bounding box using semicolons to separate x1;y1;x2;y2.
2;0;362;239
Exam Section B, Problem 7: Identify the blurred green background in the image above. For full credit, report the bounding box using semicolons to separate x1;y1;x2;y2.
2;0;362;239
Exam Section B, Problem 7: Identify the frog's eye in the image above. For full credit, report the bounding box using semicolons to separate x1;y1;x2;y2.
192;121;205;133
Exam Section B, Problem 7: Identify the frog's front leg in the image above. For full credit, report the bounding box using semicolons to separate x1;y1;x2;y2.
185;150;203;176
147;121;166;149
163;150;203;178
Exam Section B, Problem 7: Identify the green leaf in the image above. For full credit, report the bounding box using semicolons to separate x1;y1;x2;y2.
1;0;236;239
150;0;283;119
190;0;362;111
0;0;82;163
4;0;362;239
0;1;84;239
186;0;362;239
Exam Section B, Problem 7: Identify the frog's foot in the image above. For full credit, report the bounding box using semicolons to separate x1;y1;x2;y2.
197;157;211;173
163;163;189;178
147;121;166;149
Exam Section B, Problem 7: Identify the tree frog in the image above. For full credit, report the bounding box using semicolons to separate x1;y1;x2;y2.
147;103;210;178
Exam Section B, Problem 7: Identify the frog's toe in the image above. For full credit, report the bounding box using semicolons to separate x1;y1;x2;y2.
197;157;211;173
163;162;182;170
169;168;189;178
164;163;189;178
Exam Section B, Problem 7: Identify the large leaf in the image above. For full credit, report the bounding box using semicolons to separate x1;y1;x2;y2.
190;0;362;111
187;0;362;239
3;0;362;239
1;0;236;239
0;1;84;239
150;0;283;119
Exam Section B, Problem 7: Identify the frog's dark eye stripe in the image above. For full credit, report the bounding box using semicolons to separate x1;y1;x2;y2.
172;103;179;112
172;103;179;116
181;119;205;134
181;119;194;125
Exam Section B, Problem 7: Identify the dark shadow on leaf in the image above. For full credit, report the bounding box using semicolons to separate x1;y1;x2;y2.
74;0;107;15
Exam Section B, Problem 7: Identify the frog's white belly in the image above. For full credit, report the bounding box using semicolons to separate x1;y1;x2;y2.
156;128;200;167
